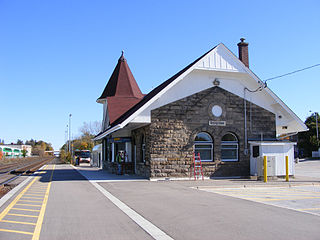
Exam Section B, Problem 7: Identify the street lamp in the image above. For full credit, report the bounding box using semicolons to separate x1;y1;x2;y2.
309;111;319;146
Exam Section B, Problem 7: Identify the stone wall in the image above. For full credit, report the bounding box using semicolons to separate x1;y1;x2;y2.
132;125;151;178
148;86;276;178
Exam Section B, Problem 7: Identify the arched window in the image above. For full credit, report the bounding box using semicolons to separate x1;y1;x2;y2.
194;132;213;161
221;133;238;162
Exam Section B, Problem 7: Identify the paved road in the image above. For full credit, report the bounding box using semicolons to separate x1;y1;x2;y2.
0;160;319;240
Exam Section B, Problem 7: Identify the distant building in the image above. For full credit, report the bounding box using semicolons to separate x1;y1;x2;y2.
94;39;307;179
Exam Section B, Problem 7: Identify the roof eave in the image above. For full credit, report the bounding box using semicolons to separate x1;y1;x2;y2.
93;124;122;141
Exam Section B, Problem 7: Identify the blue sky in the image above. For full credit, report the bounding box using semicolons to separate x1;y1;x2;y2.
0;0;319;150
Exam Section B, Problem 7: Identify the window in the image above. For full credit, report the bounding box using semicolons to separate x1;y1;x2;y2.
194;132;213;161
141;134;145;163
107;142;112;162
221;133;238;162
252;146;260;158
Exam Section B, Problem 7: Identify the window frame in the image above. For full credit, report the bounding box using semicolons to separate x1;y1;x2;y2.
221;133;239;162
194;132;213;162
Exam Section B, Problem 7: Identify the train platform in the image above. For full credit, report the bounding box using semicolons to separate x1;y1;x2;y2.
0;164;152;240
0;160;319;240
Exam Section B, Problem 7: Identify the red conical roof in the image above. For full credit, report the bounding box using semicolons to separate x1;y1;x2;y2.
98;52;144;100
98;52;144;124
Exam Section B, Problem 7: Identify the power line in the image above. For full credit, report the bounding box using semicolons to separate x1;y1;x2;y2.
263;63;320;83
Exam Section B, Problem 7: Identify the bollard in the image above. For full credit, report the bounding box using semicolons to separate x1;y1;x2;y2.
285;156;289;182
263;156;267;183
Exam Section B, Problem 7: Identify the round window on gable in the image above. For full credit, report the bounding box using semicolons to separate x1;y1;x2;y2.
212;105;222;117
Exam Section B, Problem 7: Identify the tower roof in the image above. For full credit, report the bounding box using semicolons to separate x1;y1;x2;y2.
97;52;144;100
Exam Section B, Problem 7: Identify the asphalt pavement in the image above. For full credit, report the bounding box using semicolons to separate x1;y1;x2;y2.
0;159;319;240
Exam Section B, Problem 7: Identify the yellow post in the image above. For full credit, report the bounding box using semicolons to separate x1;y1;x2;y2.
285;156;289;182
263;156;267;183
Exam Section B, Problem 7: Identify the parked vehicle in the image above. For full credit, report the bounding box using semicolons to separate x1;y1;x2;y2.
74;150;91;163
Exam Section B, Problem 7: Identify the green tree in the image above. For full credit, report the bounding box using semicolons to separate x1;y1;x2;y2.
298;113;320;157
16;139;23;145
21;149;27;157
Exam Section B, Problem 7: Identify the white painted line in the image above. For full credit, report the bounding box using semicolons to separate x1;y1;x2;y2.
91;182;174;240
0;165;47;208
72;165;174;240
90;179;148;183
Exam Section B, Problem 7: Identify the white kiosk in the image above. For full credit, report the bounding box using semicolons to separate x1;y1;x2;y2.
249;141;296;177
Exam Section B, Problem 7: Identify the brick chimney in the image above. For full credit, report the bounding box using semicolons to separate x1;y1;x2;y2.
237;38;249;68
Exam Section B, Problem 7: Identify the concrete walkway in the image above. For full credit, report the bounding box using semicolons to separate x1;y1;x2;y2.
0;160;319;240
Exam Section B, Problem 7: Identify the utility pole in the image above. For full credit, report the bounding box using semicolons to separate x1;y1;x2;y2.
316;112;319;146
69;114;72;154
310;111;319;147
65;126;68;152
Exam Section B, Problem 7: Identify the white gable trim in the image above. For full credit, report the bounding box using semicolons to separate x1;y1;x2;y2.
220;44;308;132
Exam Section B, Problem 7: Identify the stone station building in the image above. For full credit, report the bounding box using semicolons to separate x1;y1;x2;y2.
94;39;307;179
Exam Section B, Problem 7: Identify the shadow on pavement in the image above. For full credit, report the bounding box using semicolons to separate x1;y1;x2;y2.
36;164;147;183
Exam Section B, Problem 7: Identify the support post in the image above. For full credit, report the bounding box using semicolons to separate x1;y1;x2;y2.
263;156;267;183
285;156;289;182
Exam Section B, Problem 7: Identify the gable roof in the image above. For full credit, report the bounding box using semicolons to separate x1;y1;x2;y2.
94;43;307;140
97;52;144;101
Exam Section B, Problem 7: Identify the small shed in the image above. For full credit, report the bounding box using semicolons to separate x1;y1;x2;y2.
249;141;296;177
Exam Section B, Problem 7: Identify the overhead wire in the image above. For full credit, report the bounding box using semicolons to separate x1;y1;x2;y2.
263;63;320;83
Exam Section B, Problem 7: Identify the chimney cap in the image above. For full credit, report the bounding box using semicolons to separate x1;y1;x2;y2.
238;38;248;46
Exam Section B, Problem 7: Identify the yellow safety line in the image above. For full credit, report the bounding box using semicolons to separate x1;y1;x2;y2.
245;196;320;201
0;176;38;221
298;207;320;211
21;196;44;200
16;203;42;207
7;213;38;218
24;194;45;196
0;228;33;235
32;164;55;240
212;191;319;195
18;200;43;203
1;219;36;225
12;208;40;212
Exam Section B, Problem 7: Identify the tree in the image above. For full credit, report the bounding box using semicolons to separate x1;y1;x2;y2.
298;113;320;157
25;139;36;147
32;145;45;156
21;149;27;157
17;139;23;145
79;121;101;136
60;121;101;154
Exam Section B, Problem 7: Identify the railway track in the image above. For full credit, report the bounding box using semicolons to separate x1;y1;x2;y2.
0;157;54;186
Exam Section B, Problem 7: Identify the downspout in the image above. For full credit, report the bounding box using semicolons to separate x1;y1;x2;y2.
243;84;265;155
243;88;249;155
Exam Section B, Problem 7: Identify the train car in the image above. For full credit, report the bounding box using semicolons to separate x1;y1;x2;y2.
0;146;22;158
13;149;22;157
2;147;13;157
